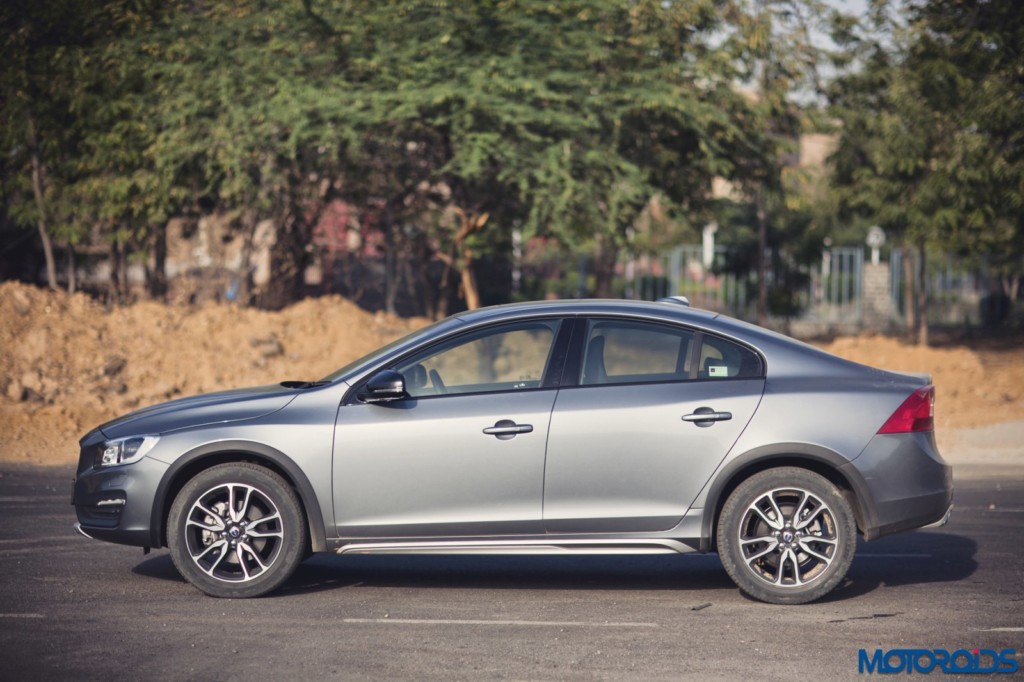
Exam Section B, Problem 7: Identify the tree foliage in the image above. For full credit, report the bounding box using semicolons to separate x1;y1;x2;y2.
3;0;1019;318
828;0;1024;340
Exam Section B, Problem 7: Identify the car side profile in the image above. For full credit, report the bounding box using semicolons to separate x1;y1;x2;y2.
72;299;953;604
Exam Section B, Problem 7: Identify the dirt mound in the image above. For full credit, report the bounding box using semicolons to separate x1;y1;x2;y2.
0;281;427;465
2;281;1022;466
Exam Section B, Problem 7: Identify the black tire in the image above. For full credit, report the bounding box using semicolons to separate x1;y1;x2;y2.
168;463;307;598
716;467;856;605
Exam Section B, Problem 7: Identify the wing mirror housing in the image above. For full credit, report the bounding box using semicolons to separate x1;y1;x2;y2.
359;369;407;404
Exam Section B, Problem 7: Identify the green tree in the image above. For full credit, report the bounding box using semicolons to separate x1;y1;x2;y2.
1;0;101;291
718;0;850;325
138;0;350;307
829;0;1024;342
331;0;747;307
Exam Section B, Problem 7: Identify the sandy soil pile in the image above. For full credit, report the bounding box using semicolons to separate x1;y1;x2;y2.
0;282;426;465
1;281;1022;466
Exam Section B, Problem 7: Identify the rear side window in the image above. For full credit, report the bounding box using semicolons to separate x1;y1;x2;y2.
580;320;695;386
698;334;763;379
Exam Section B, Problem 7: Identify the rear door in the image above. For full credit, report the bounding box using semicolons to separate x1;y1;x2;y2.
543;318;765;533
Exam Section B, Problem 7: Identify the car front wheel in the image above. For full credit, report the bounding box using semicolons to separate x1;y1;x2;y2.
716;467;856;605
168;463;307;598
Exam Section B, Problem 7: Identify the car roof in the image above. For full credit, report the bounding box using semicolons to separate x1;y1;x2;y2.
453;298;720;325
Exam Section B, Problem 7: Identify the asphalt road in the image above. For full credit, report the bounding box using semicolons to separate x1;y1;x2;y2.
1;463;1021;681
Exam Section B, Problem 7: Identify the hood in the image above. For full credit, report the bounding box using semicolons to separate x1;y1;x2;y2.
96;384;302;440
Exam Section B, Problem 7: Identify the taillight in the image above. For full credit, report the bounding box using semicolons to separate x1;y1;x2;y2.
878;385;935;434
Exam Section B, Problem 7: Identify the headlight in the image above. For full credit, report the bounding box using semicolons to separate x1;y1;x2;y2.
96;436;160;467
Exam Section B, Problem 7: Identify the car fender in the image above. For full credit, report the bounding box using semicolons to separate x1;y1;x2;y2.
694;442;878;552
149;440;327;552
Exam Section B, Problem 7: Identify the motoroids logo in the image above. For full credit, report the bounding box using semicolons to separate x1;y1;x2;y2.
858;648;1019;675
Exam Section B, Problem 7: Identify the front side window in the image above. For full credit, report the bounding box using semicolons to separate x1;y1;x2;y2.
394;320;560;397
580;319;694;386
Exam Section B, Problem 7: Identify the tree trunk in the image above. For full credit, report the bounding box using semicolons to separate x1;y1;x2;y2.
263;210;308;310
447;208;489;310
66;243;76;295
381;202;399;315
235;215;257;305
916;237;928;346
110;238;128;302
755;185;769;326
147;222;168;300
461;249;481;310
592;233;619;298
25;112;58;290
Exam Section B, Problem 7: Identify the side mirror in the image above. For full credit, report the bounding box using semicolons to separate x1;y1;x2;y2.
359;369;407;404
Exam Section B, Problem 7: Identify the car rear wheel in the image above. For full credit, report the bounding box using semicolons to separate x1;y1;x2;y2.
168;463;307;598
716;467;856;605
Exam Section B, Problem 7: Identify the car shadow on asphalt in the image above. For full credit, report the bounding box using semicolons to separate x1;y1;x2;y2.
131;529;977;602
813;530;978;604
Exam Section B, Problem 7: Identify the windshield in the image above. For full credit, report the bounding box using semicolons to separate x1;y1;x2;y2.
319;317;458;383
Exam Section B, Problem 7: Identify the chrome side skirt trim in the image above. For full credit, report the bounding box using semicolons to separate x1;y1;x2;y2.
335;538;695;556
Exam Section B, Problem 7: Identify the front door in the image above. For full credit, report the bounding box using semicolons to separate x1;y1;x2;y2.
333;319;565;537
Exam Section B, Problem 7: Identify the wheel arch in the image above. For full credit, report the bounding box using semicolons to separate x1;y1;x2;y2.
151;441;327;552
699;444;876;552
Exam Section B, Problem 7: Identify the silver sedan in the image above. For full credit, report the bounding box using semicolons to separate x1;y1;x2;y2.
73;298;953;604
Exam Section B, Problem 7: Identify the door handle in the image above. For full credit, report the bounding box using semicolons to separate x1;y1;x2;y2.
682;408;732;427
483;419;534;440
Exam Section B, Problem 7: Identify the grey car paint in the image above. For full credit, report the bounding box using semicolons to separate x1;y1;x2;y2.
73;298;953;603
97;384;301;440
543;379;763;533
333;389;557;535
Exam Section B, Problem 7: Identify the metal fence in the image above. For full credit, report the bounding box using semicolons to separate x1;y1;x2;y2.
618;244;1018;330
890;248;1005;327
623;245;864;326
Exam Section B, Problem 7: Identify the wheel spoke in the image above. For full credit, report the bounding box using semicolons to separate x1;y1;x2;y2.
240;541;270;571
751;504;783;531
187;518;224;533
246;527;283;539
235;545;250;580
788;549;804;585
794;505;825;530
797;539;832;564
791;491;810;523
197;541;231;576
740;535;776;546
193;538;226;562
806;534;837;545
773;549;802;586
765;494;786;528
227;485;239;522
235;486;254;523
194;502;225;527
248;511;281;527
745;541;780;563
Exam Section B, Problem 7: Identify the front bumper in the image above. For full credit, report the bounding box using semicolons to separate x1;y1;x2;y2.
72;431;168;548
843;430;954;541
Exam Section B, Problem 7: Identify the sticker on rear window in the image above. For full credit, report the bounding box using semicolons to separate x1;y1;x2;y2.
709;365;728;377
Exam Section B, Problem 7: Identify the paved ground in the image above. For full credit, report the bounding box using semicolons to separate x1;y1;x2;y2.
1;460;1022;681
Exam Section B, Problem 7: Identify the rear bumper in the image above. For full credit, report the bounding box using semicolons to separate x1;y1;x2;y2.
843;431;953;541
923;503;953;529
